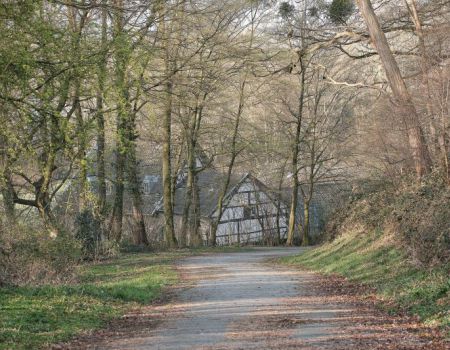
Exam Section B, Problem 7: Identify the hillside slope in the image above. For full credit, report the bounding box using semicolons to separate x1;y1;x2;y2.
283;174;450;330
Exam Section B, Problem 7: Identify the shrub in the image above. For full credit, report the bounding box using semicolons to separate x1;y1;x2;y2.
75;209;102;260
324;173;450;267
328;0;354;24
0;224;81;286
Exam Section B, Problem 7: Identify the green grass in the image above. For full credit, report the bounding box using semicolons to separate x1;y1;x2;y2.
0;251;185;350
280;230;450;330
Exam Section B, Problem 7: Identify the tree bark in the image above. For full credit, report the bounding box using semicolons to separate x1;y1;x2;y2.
109;0;127;242
0;168;15;226
159;1;180;248
162;85;179;247
356;0;432;177
190;172;202;246
126;147;149;246
286;59;306;246
180;137;194;247
67;3;90;211
96;0;107;217
0;134;15;226
302;198;311;246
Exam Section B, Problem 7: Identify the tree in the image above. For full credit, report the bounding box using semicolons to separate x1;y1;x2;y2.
109;0;129;242
209;2;263;246
96;0;108;219
355;0;432;178
0;1;93;236
158;0;181;248
109;0;154;245
298;71;351;245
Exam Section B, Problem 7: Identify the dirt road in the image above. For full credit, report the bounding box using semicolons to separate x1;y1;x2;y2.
75;248;441;350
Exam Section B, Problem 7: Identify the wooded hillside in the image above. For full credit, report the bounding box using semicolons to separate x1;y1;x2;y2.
0;0;448;303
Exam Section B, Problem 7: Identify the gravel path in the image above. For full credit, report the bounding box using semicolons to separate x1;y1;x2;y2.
84;248;441;350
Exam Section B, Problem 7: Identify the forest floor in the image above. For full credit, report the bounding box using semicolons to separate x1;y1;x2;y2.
55;247;448;350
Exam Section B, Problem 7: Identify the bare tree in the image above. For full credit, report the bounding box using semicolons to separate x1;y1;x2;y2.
355;0;432;178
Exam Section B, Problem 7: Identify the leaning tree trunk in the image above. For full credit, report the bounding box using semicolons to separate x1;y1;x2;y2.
405;0;450;180
356;0;432;178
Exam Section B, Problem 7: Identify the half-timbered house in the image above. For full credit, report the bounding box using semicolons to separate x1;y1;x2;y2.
152;172;289;245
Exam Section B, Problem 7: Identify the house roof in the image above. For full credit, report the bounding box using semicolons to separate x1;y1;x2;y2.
153;168;242;217
280;182;351;222
207;173;289;217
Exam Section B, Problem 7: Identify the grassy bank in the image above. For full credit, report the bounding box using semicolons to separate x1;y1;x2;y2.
281;229;449;329
0;251;185;349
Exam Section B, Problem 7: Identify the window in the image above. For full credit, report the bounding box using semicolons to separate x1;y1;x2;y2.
141;175;160;195
147;175;159;183
142;181;151;195
106;181;113;195
243;205;258;220
86;176;96;192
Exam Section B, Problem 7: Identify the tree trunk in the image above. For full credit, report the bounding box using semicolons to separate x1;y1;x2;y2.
286;59;306;246
0;134;16;226
180;96;206;247
127;147;149;246
35;178;59;237
68;4;89;210
159;1;180;248
74;84;88;210
405;0;450;180
275;162;287;245
0;169;15;226
109;149;125;241
162;76;177;247
286;176;298;246
109;0;128;242
356;0;432;177
180;139;194;247
190;172;202;246
302;200;310;246
96;0;107;217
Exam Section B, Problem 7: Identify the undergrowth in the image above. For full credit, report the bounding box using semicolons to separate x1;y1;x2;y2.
282;173;450;331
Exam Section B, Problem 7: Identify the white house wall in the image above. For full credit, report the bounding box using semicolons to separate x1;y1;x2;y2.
212;178;288;245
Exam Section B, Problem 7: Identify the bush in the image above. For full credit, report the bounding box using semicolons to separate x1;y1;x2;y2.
324;173;450;267
328;0;354;24
0;224;81;286
75;209;102;260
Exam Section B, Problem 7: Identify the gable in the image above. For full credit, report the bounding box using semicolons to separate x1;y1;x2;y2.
210;174;288;219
